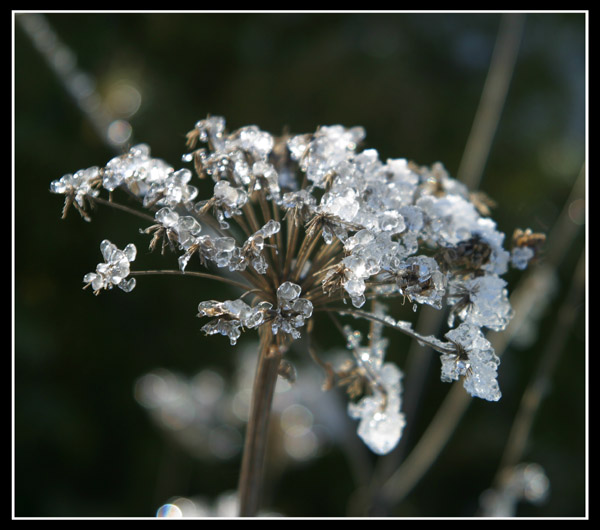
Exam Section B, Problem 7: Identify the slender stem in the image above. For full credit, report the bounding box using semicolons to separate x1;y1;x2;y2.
237;327;283;517
291;224;323;283
242;197;261;235
378;381;472;505
492;250;585;487
89;195;157;223
282;214;301;280
272;194;284;275
301;238;342;292
129;269;252;293
327;312;389;402
319;306;455;355
456;13;525;189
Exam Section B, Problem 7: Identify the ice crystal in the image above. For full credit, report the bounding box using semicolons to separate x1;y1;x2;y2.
198;299;271;346
447;275;513;331
441;323;502;401
52;115;540;456
348;362;406;455
50;166;101;221
83;239;137;294
271;282;313;339
343;312;406;455
510;245;535;270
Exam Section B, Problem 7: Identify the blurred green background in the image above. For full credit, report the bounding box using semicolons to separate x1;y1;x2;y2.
14;12;586;518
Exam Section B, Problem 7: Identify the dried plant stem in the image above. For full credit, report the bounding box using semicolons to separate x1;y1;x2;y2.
291;224;322;283
237;327;283;517
323;307;454;355
128;269;252;293
282;217;300;280
89;195;157;223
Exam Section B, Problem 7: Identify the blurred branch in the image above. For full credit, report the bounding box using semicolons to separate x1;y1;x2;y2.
457;13;525;190
16;13;131;152
492;249;585;486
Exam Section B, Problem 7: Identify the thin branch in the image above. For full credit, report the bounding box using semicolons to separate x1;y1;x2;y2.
457;13;525;189
88;195;157;224
129;269;252;293
492;249;585;486
17;13;128;152
319;306;455;355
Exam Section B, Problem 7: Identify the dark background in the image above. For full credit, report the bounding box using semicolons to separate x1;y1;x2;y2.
14;12;586;518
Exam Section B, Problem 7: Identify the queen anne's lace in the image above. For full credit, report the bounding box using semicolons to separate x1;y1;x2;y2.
51;116;541;455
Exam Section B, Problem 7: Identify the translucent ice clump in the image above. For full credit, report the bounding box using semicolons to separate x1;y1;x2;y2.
291;125;365;187
83;239;137;294
213;180;248;210
348;363;406;455
193;116;227;150
277;281;302;304
103;143;174;195
157;168;199;207
448;275;514;332
235;125;274;160
511;246;535;270
271;282;313;339
229;220;281;274
197;299;272;346
441;323;501;401
394;255;446;309
320;187;360;222
197;180;248;229
50;166;101;221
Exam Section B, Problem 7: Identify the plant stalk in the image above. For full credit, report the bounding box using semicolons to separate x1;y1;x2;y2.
237;327;282;517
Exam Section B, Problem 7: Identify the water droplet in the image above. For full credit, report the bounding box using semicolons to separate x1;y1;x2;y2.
156;503;183;518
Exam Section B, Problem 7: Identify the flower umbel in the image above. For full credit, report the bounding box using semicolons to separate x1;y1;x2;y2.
51;116;540;462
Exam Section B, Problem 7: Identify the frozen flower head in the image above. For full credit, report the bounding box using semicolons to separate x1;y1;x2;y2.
83;240;137;295
441;323;502;402
51;115;541;455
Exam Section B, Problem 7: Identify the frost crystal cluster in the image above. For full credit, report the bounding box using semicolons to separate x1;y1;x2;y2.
83;239;137;294
51;116;540;455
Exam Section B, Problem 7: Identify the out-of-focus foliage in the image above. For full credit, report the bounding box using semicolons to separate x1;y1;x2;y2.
14;12;586;518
